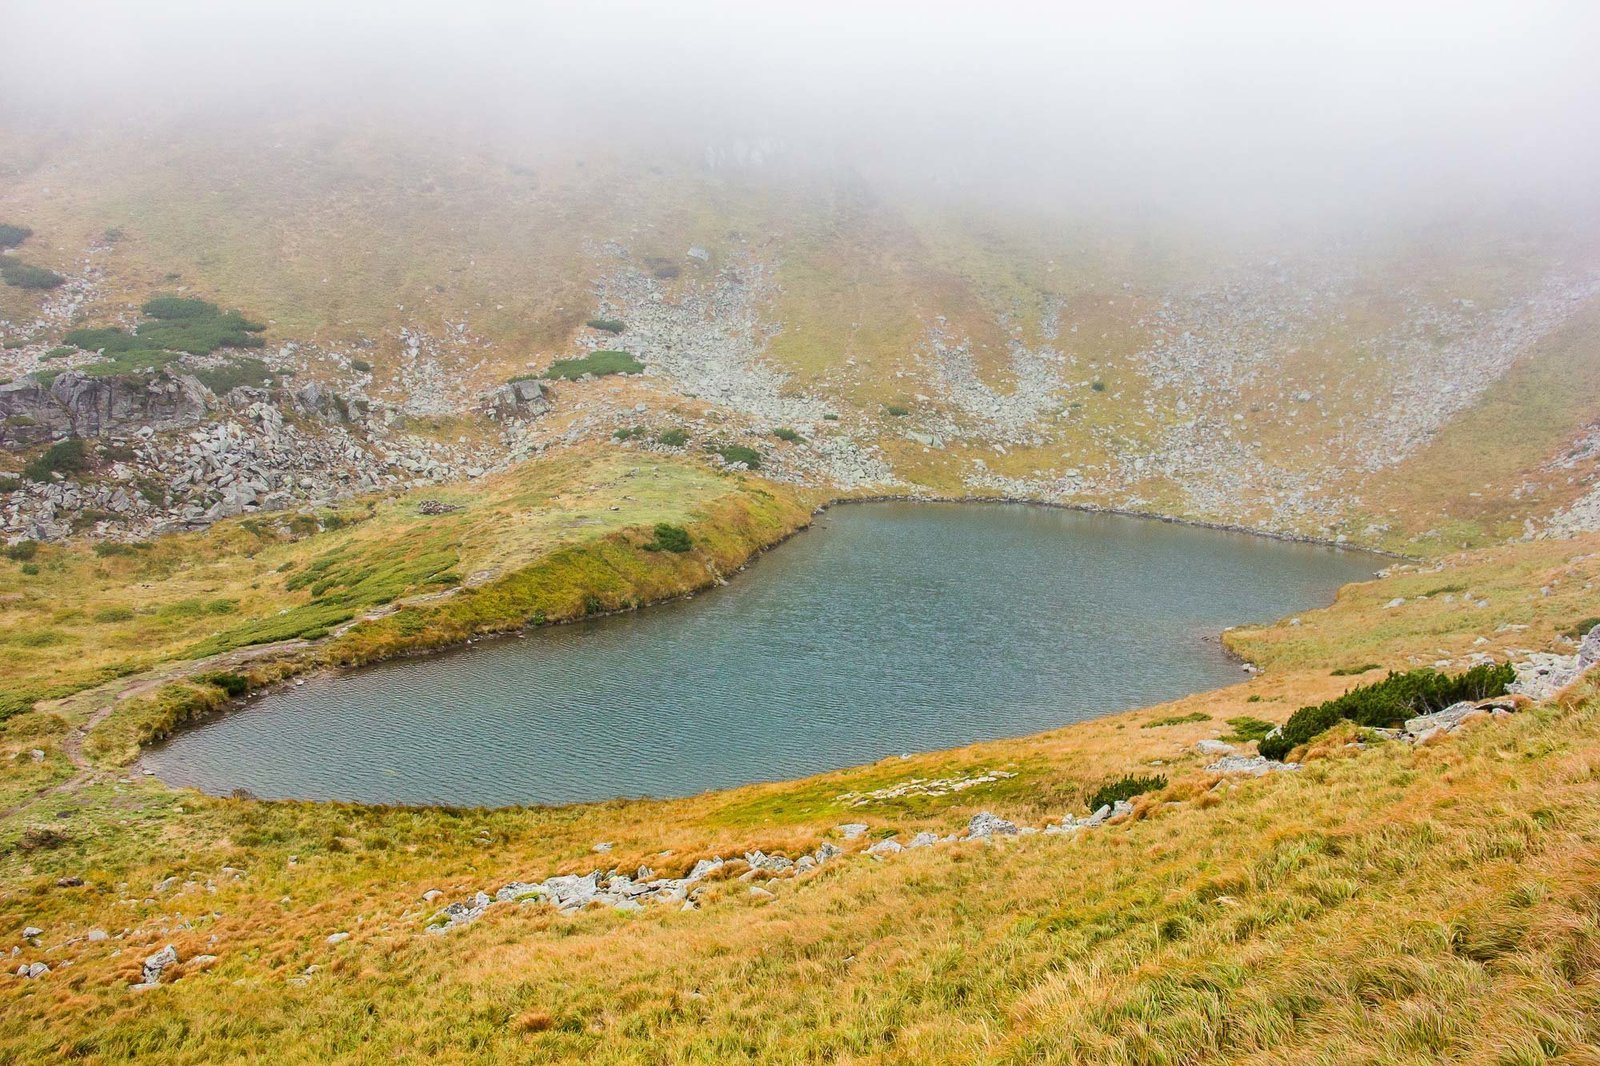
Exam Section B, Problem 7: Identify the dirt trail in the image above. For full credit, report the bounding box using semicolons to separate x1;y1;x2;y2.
1;638;313;819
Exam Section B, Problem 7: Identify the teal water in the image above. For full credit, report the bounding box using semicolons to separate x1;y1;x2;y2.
146;503;1375;807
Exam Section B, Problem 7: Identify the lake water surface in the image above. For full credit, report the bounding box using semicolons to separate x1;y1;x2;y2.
146;503;1375;807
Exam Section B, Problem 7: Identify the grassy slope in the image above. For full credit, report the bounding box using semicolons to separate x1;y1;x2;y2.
2;531;1600;1061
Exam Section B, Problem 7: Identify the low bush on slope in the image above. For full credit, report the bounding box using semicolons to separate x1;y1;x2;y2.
1260;662;1515;760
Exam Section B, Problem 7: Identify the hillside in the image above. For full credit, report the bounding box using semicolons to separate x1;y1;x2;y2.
4;123;1600;554
5;114;1600;1064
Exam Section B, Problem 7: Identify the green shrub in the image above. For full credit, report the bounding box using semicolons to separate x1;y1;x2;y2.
93;606;136;623
1331;663;1381;676
586;318;626;334
196;671;250;698
65;300;266;375
1258;663;1515;761
23;438;89;482
656;428;689;448
1222;716;1276;743
19;563;38;576
772;427;804;443
92;542;140;557
544;350;644;380
1561;617;1600;640
1088;773;1167;812
350;359;373;373
4;540;39;562
613;426;646;441
823;413;839;421
643;523;692;553
1141;712;1209;728
0;476;21;493
0;224;32;249
885;404;910;417
42;347;74;361
717;444;762;469
0;261;64;290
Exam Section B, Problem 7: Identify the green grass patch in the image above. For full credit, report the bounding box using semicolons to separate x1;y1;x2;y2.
772;427;804;443
0;260;64;290
62;298;267;379
1331;663;1382;676
586;318;626;334
0;223;32;248
656;428;689;447
1222;716;1276;743
1141;712;1210;729
642;523;692;553
717;444;762;469
544;350;644;380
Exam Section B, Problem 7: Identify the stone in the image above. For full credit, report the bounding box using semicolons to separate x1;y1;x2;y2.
1083;804;1114;826
1205;754;1299;776
748;886;776;900
326;932;349;945
835;823;869;840
1194;739;1236;756
1579;624;1600;670
907;832;940;848
687;857;725;880
140;944;178;985
865;839;903;858
20;926;41;940
813;842;842;862
21;962;48;979
965;812;1019;839
87;929;109;942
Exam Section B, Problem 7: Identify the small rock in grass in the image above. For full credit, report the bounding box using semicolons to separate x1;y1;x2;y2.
965;812;1019;839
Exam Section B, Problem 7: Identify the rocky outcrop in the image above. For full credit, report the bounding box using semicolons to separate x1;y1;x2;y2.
482;378;550;421
0;371;212;446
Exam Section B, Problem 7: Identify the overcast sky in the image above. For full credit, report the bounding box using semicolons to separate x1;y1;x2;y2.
5;0;1599;222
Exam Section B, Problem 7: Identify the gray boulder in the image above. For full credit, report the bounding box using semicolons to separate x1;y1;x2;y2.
483;378;551;421
1580;624;1600;671
965;811;1019;839
139;944;178;986
1205;754;1299;776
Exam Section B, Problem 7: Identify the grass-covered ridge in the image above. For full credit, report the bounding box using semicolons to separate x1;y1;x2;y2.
0;447;811;724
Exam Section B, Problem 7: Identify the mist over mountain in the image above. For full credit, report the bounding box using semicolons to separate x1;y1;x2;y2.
6;1;1600;229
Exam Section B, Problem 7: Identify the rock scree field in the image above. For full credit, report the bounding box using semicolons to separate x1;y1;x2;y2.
6;3;1600;1062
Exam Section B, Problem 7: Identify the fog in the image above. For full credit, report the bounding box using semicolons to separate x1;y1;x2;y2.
5;0;1599;225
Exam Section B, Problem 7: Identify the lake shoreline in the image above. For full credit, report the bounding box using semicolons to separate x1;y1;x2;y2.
137;494;1382;804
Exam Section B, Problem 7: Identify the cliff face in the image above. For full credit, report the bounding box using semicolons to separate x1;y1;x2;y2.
0;371;212;445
